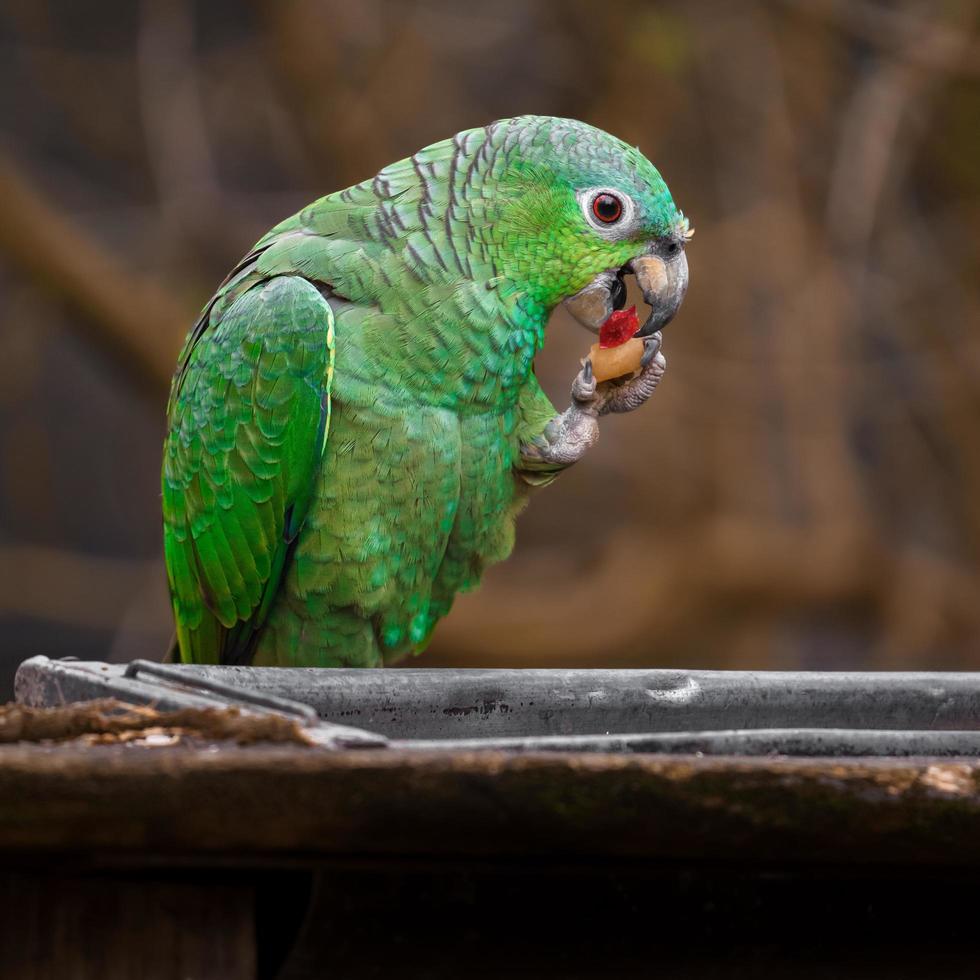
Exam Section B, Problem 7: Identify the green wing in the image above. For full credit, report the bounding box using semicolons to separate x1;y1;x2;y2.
162;275;335;664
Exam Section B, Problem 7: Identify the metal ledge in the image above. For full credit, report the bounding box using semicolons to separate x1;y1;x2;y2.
14;655;980;757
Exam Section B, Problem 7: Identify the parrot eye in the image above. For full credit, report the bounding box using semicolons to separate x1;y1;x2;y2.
580;187;635;235
591;193;623;224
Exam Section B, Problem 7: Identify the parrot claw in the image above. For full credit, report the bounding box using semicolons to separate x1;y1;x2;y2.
640;331;663;367
601;336;667;415
571;359;598;406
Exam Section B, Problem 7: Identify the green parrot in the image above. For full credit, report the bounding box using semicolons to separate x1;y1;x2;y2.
162;115;690;667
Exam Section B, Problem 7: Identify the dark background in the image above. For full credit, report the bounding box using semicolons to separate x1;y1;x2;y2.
1;0;978;697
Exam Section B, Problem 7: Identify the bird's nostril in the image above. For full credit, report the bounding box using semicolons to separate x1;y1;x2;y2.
610;275;627;311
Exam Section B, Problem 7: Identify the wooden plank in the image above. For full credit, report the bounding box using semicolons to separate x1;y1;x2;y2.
0;744;979;866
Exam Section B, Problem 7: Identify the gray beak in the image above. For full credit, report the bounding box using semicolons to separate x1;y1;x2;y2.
563;247;689;337
631;250;688;337
561;270;620;334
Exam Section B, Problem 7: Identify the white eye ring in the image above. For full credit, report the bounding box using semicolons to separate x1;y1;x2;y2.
579;187;636;236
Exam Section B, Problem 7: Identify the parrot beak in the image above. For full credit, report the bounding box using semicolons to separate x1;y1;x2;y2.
563;239;689;338
630;248;689;337
561;269;623;334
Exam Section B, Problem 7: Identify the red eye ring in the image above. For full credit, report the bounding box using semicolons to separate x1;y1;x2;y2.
592;192;623;224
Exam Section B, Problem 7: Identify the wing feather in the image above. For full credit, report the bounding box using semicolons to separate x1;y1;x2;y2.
162;275;335;664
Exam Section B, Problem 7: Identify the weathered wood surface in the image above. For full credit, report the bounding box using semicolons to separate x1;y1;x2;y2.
5;744;980;978
2;744;980;866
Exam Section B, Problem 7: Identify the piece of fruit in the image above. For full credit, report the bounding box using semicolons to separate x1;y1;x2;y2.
589;337;644;382
598;306;639;349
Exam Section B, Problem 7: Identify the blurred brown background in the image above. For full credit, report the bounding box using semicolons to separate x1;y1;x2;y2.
0;0;978;697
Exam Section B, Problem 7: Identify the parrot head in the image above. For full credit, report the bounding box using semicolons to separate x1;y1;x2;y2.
489;116;691;340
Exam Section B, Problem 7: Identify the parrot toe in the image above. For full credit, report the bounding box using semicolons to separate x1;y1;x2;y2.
572;360;598;406
640;332;663;367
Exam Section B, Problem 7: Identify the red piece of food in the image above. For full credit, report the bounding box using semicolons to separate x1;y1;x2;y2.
598;306;639;349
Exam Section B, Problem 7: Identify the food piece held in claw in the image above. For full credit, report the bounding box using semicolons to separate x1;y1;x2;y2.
588;338;645;382
587;305;643;381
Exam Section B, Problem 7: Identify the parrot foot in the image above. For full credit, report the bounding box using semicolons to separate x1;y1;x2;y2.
523;398;600;468
519;332;666;471
593;332;666;415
